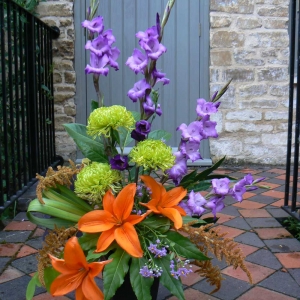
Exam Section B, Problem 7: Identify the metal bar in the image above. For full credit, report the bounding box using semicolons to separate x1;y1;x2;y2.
284;0;297;207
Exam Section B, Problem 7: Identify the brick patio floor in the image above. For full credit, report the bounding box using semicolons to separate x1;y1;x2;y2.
0;166;300;299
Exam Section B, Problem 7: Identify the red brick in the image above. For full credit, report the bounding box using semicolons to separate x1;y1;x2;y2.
268;169;286;175
261;190;285;199
16;245;38;258
168;288;219;300
214;225;244;238
240;169;263;175
275;252;300;268
258;182;280;189
0;243;22;257
243;192;257;199
0;266;24;283
239;209;271;218
181;265;203;286
233;200;266;209
236;243;259;257
222;261;275;284
32;228;45;238
237;286;296;300
255;228;292;239
4;221;36;231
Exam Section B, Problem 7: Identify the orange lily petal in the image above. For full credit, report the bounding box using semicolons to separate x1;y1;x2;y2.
140;175;165;205
140;200;160;213
82;274;104;300
50;271;86;296
63;237;88;269
115;222;143;257
96;227;115;253
113;183;136;221
126;210;151;225
162;187;187;208
78;210;115;233
174;205;187;216
75;285;89;300
48;255;75;274
103;189;115;214
89;259;113;277
159;207;183;229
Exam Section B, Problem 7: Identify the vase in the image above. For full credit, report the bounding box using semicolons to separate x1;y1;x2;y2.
111;272;159;300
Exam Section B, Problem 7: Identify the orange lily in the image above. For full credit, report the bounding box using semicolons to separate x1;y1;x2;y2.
49;236;112;300
78;183;149;258
140;175;187;229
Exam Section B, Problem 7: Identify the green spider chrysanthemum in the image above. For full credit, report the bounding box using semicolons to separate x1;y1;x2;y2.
129;139;175;172
74;162;121;203
87;105;135;138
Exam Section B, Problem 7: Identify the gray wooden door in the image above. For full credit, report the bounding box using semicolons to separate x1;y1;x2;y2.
74;1;211;165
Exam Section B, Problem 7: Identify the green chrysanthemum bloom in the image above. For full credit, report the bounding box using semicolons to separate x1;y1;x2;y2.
74;162;121;203
129;139;175;172
87;105;135;138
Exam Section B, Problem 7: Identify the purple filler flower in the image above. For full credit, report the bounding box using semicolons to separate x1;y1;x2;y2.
82;16;104;34
126;49;148;74
143;96;162;117
131;120;151;142
212;178;231;196
127;79;151;102
196;98;219;118
187;191;207;216
109;154;129;171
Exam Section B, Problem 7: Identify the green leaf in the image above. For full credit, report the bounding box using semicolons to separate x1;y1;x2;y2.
26;272;42;300
205;174;236;180
86;243;117;261
63;123;108;162
44;267;60;292
186;181;211;193
130;110;141;121
138;215;171;233
130;257;154;300
91;100;99;112
103;247;131;300
165;231;209;261
78;233;100;251
194;156;226;182
179;170;197;188
154;256;185;300
118;126;133;148
41;84;50;93
148;130;171;141
182;216;207;225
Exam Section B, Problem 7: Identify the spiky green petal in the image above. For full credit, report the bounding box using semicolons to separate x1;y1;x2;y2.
87;105;135;138
129;139;175;172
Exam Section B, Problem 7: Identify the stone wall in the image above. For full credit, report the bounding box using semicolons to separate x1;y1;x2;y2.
209;0;290;165
36;0;77;161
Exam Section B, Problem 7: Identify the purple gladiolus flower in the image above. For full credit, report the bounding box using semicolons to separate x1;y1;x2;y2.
177;121;203;143
82;16;104;34
211;91;218;101
156;13;161;38
143;96;162;117
199;115;218;139
152;68;170;85
179;140;201;162
127;79;151;102
85;35;111;57
136;26;159;42
102;29;116;45
196;98;219;118
212;178;231;196
167;151;187;185
85;53;110;76
178;201;193;216
231;181;247;202
109;154;129;171
187;191;207;216
243;174;254;185
108;47;120;70
205;195;225;218
140;37;167;60
126;49;148;74
253;177;266;184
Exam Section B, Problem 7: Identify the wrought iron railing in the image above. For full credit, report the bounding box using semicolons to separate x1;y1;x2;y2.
0;0;62;212
283;0;300;219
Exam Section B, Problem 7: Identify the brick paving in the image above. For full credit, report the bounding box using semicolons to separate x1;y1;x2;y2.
0;166;300;299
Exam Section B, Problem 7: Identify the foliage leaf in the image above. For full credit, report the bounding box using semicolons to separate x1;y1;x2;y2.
91;100;99;112
78;233;100;251
154;256;185;300
26;272;42;300
138;215;171;233
103;247;131;300
186;181;211;193
118;126;134;148
148;130;171;141
130;257;154;300
165;231;209;261
63;123;108;163
179;170;197;188
44;266;60;292
182;216;207;225
131;110;141;122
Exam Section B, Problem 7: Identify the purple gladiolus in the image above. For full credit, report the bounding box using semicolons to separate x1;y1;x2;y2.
178;201;193;216
179;140;201;162
177;121;203;143
156;13;161;38
109;154;129;171
152;68;170;85
205;195;225;218
140;37;167;60
167;151;187;185
126;49;148;74
199;115;218;139
127;79;151;102
85;35;111;57
231;180;247;202
82;16;104;34
212;178;231;196
196;98;219;118
102;29;116;45
85;53;110;76
243;174;254;185
108;47;120;70
136;26;159;42
143;96;162;117
187;191;207;216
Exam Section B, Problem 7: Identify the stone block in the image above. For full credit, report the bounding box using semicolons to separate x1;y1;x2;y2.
244;136;261;144
210;0;254;14
239;84;268;98
210;68;221;82
210;137;243;156
53;59;74;71
246;32;289;48
54;92;75;103
267;58;289;65
261;49;277;57
55;114;75;131
67;28;75;39
54;105;64;114
226;110;262;121
64;105;76;116
36;2;73;17
210;15;232;28
222;68;255;82
263;18;288;29
237;17;262;29
59;17;73;27
264;111;288;120
210;50;232;66
56;85;76;93
269;84;289;96
257;67;288;82
53;72;62;84
233;50;265;66
39;17;58;27
261;133;287;145
225;122;273;132
210;111;223;133
55;132;77;161
211;31;245;48
239;100;278;109
257;6;288;17
64;71;76;84
256;0;289;4
53;39;74;59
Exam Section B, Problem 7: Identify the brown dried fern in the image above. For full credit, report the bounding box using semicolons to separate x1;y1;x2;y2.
181;223;252;293
36;160;83;204
37;226;77;286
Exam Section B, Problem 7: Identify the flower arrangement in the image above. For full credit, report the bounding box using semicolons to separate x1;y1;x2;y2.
26;1;265;299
